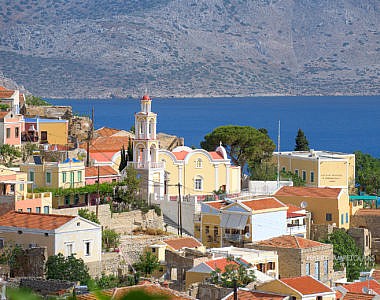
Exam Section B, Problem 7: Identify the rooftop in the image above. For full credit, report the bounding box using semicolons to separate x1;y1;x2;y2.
274;150;354;159
85;165;119;177
164;237;202;251
240;197;287;211
0;211;75;231
205;257;240;273
224;289;288;300
275;186;342;198
341;280;380;294
355;209;380;216
255;235;326;249
280;276;332;295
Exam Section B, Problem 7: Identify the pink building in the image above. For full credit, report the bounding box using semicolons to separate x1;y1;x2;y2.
0;111;23;146
85;165;120;185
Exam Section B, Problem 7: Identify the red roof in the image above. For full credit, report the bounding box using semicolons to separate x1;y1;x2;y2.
280;276;332;295
205;201;228;210
164;237;202;251
89;151;116;163
287;204;306;218
342;280;380;294
205;257;239;273
142;94;151;100
225;290;288;300
0;211;75;231
275;186;341;198
0;90;15;98
80;136;132;152
86;166;119;177
172;151;189;160
0;86;6;91
355;209;380;216
241;197;287;211
342;292;377;300
256;235;326;249
209;151;224;160
95;127;124;137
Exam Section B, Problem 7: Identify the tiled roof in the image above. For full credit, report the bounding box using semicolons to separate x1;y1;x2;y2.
0;211;75;230
0;111;9;119
205;257;239;273
209;151;224;159
77;284;194;300
205;201;228;210
0;86;6;91
225;290;288;300
342;292;377;299
164;237;202;250
355;209;380;216
287;204;306;218
95;127;123;137
85;165;119;177
342;280;380;294
89;151;115;163
172;150;189;160
256;235;325;249
0;90;15;98
275;186;341;198
280;276;332;295
81;136;132;152
241;197;287;211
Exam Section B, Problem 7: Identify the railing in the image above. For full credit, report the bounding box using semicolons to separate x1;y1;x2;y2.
127;161;164;169
287;224;306;235
223;234;244;242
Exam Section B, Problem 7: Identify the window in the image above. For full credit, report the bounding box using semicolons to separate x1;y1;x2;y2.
46;171;51;184
19;183;24;192
302;170;306;181
27;208;32;213
6;128;10;139
36;207;41;213
77;171;82;182
66;243;73;256
15;127;19;138
295;169;299;176
341;214;344;225
64;195;70;205
43;206;49;214
346;212;349;223
213;226;218;238
282;167;286;172
41;131;47;142
0;239;4;249
326;213;332;221
74;194;79;205
151;247;156;253
205;226;210;234
314;261;320;280
305;263;310;275
310;171;314;183
324;260;328;275
84;241;91;256
62;172;67;183
195;159;203;168
194;176;203;190
29;171;35;182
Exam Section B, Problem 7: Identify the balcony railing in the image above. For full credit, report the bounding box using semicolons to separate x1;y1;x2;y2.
287;224;306;235
223;233;244;242
127;161;164;169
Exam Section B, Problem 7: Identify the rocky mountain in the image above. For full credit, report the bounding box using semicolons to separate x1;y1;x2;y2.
0;0;379;98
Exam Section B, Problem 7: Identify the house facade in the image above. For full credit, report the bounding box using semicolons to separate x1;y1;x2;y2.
0;211;102;271
0;86;24;114
248;235;334;286
20;158;85;190
0;111;23;146
22;117;68;145
85;165;120;185
196;197;288;248
274;186;350;229
273;150;355;193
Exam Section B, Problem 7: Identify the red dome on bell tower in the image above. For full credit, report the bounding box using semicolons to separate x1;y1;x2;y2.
142;94;151;101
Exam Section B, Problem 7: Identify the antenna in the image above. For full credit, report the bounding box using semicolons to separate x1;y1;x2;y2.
277;120;281;188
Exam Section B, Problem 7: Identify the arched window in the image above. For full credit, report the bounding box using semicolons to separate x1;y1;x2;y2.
195;158;203;168
194;176;203;191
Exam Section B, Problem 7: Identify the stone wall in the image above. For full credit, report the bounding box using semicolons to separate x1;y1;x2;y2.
310;223;335;241
24;105;72;119
348;227;372;257
53;205;164;234
193;283;232;300
19;278;75;296
13;247;46;278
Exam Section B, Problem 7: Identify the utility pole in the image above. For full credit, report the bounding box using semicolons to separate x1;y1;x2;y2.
177;183;183;236
96;165;100;218
86;107;94;167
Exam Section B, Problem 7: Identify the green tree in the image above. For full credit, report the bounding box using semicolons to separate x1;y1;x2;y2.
25;95;51;106
45;253;90;284
294;128;310;151
119;145;128;172
250;161;278;181
0;144;21;167
133;251;160;277
114;166;141;210
201;125;276;177
94;274;120;289
127;137;133;161
78;208;100;224
322;230;374;281
280;170;305;186
21;142;39;163
102;229;120;250
210;263;255;288
354;151;380;194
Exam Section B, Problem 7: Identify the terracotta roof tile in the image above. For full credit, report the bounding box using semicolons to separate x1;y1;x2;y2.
85;166;119;177
164;237;202;251
172;150;189;160
80;136;132;152
225;290;288;300
342;292;377;300
275;186;341;198
241;197;287;211
205;201;228;210
95;127;123;137
0;86;6;91
342;280;380;294
287;204;306;218
205;257;239;273
280;276;332;295
90;151;116;163
356;209;380;216
0;211;75;230
209;151;224;159
0;91;15;98
256;235;326;249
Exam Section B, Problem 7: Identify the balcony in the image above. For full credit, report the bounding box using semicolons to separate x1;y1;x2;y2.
127;161;164;170
223;233;244;242
287;223;307;236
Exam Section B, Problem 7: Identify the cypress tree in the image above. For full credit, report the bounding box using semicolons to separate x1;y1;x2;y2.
294;128;310;151
119;145;127;172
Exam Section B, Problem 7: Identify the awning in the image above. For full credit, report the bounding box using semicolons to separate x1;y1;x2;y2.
220;214;248;230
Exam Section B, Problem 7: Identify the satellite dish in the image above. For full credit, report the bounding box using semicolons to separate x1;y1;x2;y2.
245;232;251;239
300;201;308;209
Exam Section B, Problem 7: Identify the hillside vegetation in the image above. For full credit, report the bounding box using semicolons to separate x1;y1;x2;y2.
0;0;379;98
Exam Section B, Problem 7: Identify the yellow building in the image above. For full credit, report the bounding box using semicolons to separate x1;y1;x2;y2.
20;158;85;190
24;117;69;145
273;150;355;193
274;186;350;229
160;145;241;197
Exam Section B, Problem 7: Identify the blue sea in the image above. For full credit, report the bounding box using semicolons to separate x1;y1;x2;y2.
49;96;380;157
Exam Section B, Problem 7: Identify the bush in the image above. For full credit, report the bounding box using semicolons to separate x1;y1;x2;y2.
102;229;120;250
